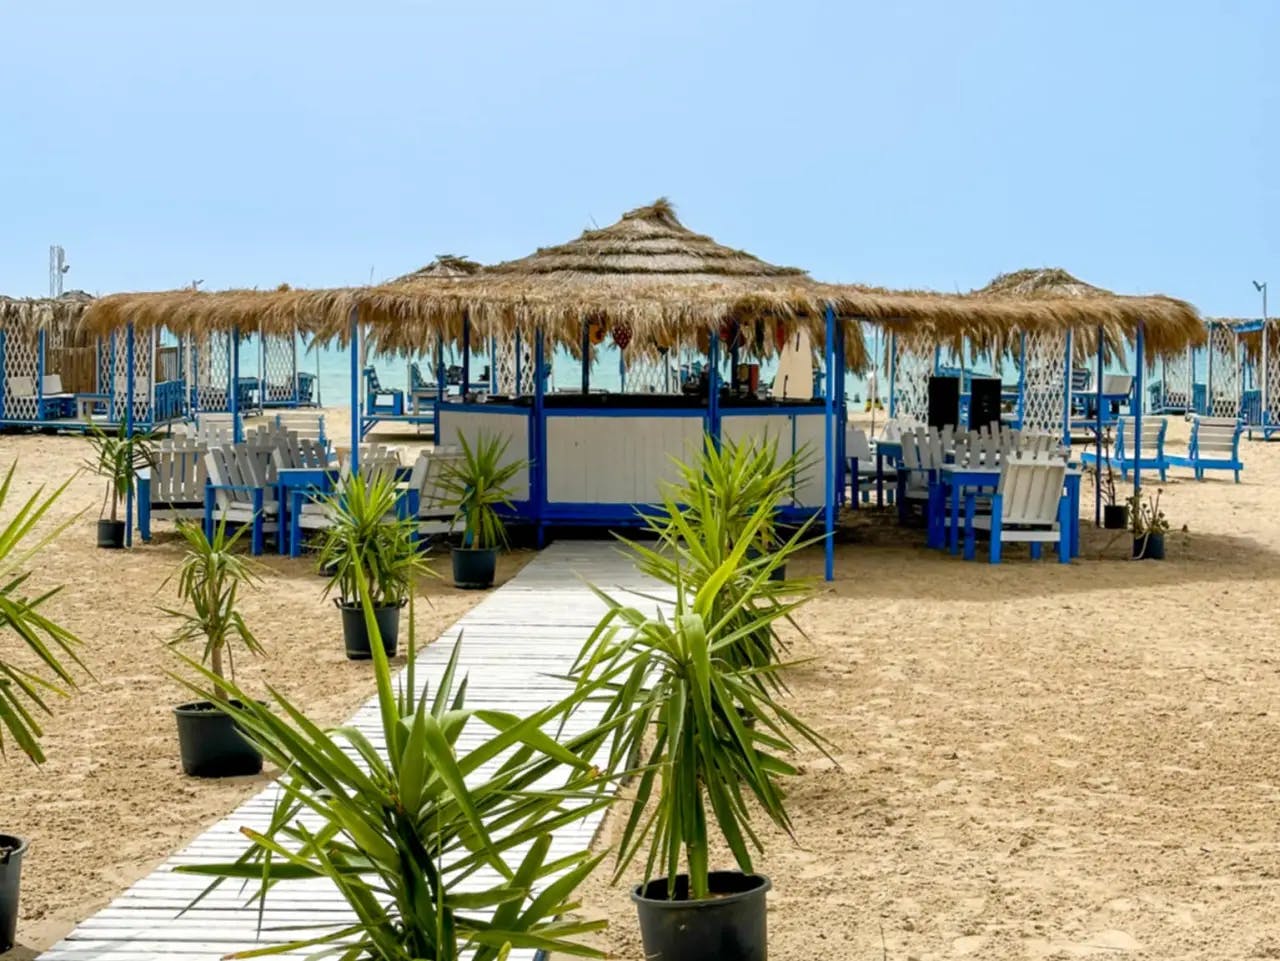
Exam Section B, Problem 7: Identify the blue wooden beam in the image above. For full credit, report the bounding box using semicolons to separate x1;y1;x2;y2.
349;309;360;474
824;304;836;582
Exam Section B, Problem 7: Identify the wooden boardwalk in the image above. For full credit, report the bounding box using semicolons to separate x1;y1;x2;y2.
39;541;667;961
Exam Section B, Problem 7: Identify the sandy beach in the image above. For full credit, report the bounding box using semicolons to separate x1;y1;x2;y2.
3;413;1278;960
0;413;529;956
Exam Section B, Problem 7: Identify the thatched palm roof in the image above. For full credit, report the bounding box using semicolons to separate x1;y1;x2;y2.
391;254;483;283
80;205;1205;371
973;268;1205;359
0;291;94;331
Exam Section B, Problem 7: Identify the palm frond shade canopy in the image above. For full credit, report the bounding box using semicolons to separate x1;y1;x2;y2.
77;205;1205;367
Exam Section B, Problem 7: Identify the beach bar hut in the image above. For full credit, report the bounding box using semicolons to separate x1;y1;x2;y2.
0;293;186;431
882;267;1204;512
84;199;1151;574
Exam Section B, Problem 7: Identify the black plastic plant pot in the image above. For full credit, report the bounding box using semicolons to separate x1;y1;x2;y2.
1133;533;1166;560
1103;504;1129;530
0;834;28;953
632;871;771;961
744;546;786;582
97;519;126;549
452;547;498;590
173;701;263;778
338;601;401;660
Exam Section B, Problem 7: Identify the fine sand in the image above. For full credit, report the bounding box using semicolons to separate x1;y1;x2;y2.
6;413;1280;960
0;412;529;956
566;416;1280;961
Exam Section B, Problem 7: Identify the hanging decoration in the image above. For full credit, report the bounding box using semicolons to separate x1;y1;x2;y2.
611;321;633;350
588;319;608;346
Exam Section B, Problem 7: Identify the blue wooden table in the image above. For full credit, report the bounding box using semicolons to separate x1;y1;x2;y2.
935;464;1081;559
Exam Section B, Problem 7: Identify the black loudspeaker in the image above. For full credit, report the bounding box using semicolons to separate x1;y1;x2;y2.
969;377;1003;431
927;376;961;431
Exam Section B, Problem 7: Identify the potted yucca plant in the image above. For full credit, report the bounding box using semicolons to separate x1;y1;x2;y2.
573;503;832;961
665;434;813;583
164;520;266;777
438;432;527;589
174;564;617;961
0;465;87;952
317;470;427;659
1090;428;1127;529
85;421;156;548
1130;487;1171;560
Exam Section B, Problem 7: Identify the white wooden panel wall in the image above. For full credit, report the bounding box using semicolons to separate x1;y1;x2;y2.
791;412;826;507
721;411;826;509
435;409;531;501
546;414;704;504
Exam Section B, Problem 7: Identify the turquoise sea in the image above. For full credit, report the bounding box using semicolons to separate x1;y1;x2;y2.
270;337;1131;409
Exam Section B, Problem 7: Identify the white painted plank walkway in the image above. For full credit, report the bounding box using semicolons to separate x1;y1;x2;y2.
39;542;669;961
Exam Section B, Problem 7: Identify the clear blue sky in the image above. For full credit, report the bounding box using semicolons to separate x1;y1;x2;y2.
3;1;1277;318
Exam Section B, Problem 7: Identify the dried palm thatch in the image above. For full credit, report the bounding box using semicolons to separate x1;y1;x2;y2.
0;291;94;332
972;268;1206;361
81;206;1206;373
391;254;483;283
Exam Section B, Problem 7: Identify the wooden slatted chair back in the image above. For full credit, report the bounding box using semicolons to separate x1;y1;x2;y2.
997;453;1067;526
274;411;326;445
42;374;69;396
1193;416;1241;454
152;439;207;503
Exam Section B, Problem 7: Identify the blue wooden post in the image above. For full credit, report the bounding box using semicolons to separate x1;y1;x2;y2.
1095;325;1104;526
230;329;242;443
349;309;360;474
888;332;897;418
435;335;445;404
835;317;848;504
461;316;471;394
125;324;136;547
36;329;46;419
490;336;498;393
580;321;590;395
1133;323;1145;497
707;328;721;444
514;330;523;395
823;305;836;582
532;330;547;547
619;350;626;393
1062;330;1073;446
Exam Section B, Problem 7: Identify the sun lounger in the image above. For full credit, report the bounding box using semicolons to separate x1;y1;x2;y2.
1166;415;1243;482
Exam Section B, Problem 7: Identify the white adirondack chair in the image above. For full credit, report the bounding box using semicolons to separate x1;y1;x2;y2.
204;445;280;554
289;448;405;555
137;438;208;541
274;411;328;450
964;452;1069;564
845;427;893;504
413;447;465;537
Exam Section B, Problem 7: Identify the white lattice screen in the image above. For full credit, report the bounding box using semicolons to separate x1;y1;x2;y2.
621;352;674;393
1265;329;1280;421
111;329;153;422
1207;324;1240;418
192;332;232;410
262;333;297;402
1021;329;1069;436
891;333;933;423
2;328;39;420
491;333;539;395
1158;350;1192;409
